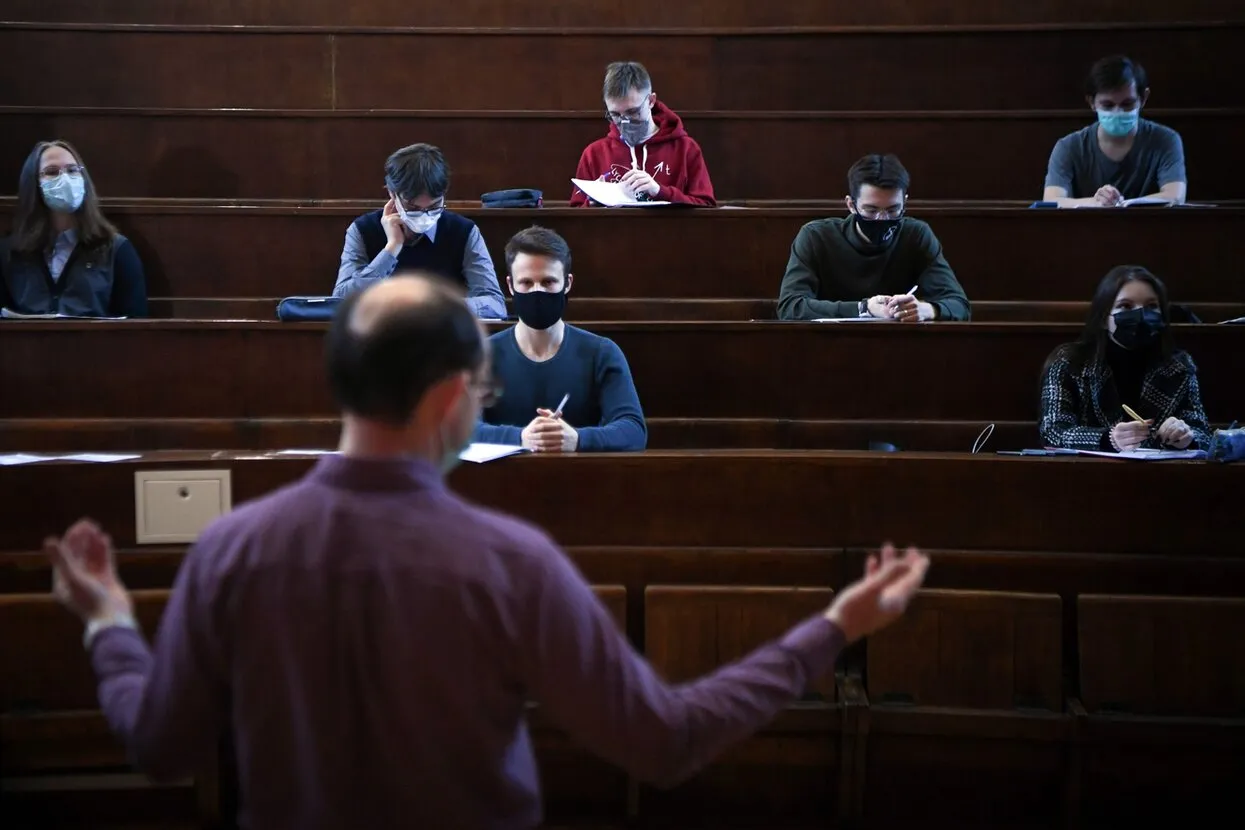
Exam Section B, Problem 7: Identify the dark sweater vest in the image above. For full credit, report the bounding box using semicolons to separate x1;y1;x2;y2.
352;209;475;286
1;235;132;317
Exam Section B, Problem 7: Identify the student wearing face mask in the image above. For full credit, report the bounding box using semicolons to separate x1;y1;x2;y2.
333;143;506;318
1043;55;1187;208
474;226;647;453
777;154;971;322
0;140;147;318
569;61;716;207
1040;266;1210;452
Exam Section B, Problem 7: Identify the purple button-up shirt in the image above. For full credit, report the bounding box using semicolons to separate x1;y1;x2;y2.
91;455;846;829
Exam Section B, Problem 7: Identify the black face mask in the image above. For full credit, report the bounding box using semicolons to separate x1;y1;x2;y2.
852;208;903;247
511;289;567;330
1111;307;1166;350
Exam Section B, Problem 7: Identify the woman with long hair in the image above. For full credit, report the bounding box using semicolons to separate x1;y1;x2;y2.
1;139;147;317
1039;265;1210;451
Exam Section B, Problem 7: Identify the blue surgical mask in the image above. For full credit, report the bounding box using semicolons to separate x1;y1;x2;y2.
1097;109;1139;137
40;173;85;213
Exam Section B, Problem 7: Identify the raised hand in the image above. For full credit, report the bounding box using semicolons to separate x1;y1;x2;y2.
825;544;930;643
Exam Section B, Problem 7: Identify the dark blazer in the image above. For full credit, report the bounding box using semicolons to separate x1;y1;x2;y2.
1039;347;1211;450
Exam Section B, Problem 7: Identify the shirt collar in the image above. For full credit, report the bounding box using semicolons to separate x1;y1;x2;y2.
53;228;77;248
308;454;445;494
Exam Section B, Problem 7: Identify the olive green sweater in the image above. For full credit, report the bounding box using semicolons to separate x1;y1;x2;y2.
777;216;971;321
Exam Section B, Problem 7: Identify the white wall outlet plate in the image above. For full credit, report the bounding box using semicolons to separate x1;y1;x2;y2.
134;469;232;544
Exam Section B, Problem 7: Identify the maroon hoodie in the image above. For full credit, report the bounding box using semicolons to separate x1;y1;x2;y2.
570;100;717;206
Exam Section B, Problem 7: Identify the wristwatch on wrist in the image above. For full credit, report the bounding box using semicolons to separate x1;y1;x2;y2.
859;299;870;317
83;612;139;649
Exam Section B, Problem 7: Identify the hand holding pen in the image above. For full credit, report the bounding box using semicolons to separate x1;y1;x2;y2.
1111;404;1153;452
1125;404;1196;449
887;284;927;322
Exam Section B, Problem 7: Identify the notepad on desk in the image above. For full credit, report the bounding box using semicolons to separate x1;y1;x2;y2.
570;178;671;207
1074;448;1207;461
2;308;127;320
458;443;526;464
1070;197;1171;208
811;317;892;323
272;444;526;464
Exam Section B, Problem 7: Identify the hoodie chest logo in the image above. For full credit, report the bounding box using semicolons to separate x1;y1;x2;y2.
606;162;674;182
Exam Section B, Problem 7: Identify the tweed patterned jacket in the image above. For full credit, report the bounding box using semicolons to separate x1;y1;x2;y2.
1039;347;1212;451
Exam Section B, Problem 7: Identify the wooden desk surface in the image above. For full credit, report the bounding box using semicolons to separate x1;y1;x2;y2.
0;449;1237;556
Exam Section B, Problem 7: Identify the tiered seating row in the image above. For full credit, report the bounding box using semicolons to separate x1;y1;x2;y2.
4;572;1241;825
2;25;1241;111
4;0;1241;26
1;322;1240;454
2;202;1243;312
3;108;1240;201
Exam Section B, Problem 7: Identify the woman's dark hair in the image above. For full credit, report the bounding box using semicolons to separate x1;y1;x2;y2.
9;140;117;254
1044;265;1174;376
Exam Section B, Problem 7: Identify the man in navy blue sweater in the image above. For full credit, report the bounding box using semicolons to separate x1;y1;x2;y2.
474;226;647;452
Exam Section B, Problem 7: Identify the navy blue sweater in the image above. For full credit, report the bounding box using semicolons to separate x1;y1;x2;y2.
475;325;647;452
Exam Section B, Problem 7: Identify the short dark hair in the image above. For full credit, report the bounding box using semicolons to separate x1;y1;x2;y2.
1085;55;1148;98
325;274;483;425
504;225;572;277
10;139;118;254
603;61;652;100
846;154;910;201
384;144;450;201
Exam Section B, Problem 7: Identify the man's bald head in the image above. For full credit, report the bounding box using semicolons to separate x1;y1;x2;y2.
327;273;485;425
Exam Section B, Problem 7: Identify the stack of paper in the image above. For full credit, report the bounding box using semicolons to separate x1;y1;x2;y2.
0;452;140;465
1;308;128;320
1074;448;1207;461
272;444;526;464
570;178;671;207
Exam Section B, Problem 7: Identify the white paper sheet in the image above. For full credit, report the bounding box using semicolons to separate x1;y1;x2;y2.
59;453;142;463
2;308;127;320
811;317;892;322
1074;448;1208;461
570;178;671;207
0;453;50;466
458;443;526;464
271;445;524;464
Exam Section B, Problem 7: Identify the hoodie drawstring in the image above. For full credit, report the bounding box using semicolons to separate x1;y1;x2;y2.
628;143;648;173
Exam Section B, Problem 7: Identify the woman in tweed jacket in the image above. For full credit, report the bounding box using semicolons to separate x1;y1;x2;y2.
1039;265;1210;452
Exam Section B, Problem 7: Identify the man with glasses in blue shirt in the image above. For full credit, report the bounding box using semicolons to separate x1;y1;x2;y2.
334;143;507;318
777;154;971;322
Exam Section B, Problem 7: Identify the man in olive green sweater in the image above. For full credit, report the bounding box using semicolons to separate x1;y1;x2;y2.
777;154;971;322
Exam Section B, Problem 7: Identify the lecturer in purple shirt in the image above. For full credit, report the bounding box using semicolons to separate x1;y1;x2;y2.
43;272;930;830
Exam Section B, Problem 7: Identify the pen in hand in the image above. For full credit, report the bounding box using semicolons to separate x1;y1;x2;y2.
887;285;920;319
537;393;570;422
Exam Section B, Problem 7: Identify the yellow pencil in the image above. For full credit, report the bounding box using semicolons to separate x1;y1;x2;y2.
1121;404;1146;423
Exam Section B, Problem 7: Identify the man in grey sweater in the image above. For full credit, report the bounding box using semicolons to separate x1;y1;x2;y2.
777;153;971;322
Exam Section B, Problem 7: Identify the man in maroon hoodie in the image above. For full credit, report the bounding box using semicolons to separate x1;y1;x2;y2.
570;61;716;207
